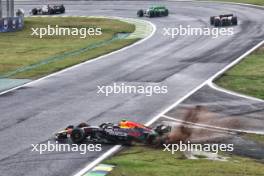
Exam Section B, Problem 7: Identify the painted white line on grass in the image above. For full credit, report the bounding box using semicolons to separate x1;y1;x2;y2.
208;40;264;83
208;82;264;103
74;145;122;176
0;16;156;96
162;115;264;135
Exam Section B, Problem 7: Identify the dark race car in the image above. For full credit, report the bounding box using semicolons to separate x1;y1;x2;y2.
210;14;238;27
55;120;171;145
30;4;65;15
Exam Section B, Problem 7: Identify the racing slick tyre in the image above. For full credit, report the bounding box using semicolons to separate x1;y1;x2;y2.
154;125;171;136
60;6;65;13
156;11;161;17
214;18;221;27
31;8;38;15
221;19;231;26
164;9;169;16
210;16;215;25
231;16;238;25
146;134;156;145
70;128;85;143
65;125;74;130
49;9;55;14
137;9;144;17
77;122;89;128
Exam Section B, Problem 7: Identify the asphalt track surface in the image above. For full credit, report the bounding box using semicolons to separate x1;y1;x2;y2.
1;1;264;176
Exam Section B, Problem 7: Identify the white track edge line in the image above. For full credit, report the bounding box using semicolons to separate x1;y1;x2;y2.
197;1;264;106
162;115;264;135
206;40;264;102
0;16;156;96
208;82;264;103
208;40;264;83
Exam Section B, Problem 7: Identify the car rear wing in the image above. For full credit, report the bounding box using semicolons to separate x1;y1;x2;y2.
219;14;233;18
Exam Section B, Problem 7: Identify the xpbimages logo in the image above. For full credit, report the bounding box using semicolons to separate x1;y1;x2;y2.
31;141;102;154
163;141;234;154
97;82;168;96
31;25;102;39
163;25;234;39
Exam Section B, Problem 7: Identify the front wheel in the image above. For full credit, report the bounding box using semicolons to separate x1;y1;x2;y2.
214;18;221;27
137;9;144;17
210;16;215;25
60;5;65;13
231;16;238;25
31;8;38;15
70;128;85;143
146;134;157;145
164;9;169;16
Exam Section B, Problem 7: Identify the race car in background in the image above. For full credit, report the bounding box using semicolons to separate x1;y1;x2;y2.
210;14;238;27
55;120;171;145
30;4;65;15
137;6;169;18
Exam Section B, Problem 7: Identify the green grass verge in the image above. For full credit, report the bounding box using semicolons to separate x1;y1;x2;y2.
243;134;264;144
216;47;264;100
203;0;264;5
105;146;264;176
0;17;137;79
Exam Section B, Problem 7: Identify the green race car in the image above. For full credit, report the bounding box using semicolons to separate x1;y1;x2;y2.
137;6;169;18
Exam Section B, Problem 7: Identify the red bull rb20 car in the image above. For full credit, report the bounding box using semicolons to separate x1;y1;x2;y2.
55;120;171;145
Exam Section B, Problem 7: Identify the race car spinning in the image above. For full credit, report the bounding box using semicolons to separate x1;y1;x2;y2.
30;4;65;15
210;14;238;27
55;120;171;145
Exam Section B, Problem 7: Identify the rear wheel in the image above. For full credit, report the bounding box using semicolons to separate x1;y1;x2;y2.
231;16;238;25
164;9;169;16
60;5;65;13
65;125;74;130
137;9;144;17
154;125;171;136
71;128;85;143
77;122;89;128
146;134;156;145
49;9;55;14
31;8;38;15
156;11;161;17
210;16;215;25
214;18;221;27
